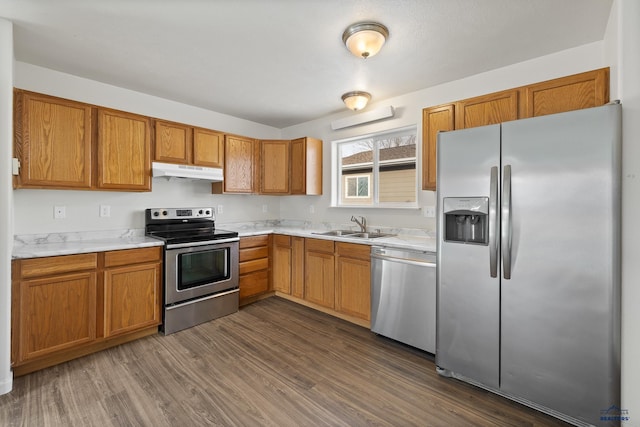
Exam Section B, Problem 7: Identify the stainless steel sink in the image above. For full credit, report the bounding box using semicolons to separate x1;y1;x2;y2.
347;232;396;239
313;230;359;236
313;230;396;239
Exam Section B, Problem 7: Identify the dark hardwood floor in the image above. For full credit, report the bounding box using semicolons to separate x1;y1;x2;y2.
0;297;569;426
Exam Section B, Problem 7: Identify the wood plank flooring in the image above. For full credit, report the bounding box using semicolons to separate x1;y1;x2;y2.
0;297;570;426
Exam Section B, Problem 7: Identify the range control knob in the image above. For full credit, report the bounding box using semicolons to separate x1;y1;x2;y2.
205;210;211;215
162;210;168;216
153;211;160;217
199;209;203;215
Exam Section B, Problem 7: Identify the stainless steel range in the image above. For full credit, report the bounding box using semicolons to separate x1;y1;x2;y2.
145;207;239;335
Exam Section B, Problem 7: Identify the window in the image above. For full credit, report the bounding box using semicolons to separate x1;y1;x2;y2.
333;125;417;207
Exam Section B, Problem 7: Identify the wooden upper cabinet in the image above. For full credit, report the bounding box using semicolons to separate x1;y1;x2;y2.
96;108;151;191
455;89;519;130
193;127;224;168
154;120;192;164
154;121;224;168
422;104;454;191
291;137;323;195
523;68;609;118
213;134;255;193
260;139;290;194
14;90;93;189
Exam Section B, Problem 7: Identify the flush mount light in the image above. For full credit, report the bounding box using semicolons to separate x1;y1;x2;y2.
342;21;389;59
342;91;372;111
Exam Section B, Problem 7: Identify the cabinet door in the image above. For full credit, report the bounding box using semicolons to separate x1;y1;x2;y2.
18;272;97;362
154;120;191;164
261;140;290;194
455;89;519;130
193;128;224;168
14;91;93;189
272;235;292;294
304;245;335;309
291;237;305;298
335;256;371;321
291;137;323;195
221;135;255;193
97;109;151;191
523;68;609;118
422;104;454;191
104;262;161;337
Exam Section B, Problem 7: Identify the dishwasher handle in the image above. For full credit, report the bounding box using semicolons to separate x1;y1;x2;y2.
371;252;436;268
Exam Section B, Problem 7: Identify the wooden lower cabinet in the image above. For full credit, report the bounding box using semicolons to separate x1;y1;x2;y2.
11;247;162;376
335;242;371;322
103;247;162;337
304;238;335;309
239;235;271;304
272;234;292;294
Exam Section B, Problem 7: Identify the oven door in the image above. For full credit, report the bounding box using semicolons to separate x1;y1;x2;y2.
164;238;239;305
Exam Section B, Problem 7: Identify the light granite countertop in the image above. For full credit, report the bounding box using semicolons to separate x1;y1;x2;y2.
12;229;164;259
12;220;436;259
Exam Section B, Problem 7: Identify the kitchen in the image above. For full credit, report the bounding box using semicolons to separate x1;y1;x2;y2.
1;1;639;426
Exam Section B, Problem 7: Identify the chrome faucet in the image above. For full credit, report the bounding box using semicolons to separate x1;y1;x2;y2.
351;215;367;233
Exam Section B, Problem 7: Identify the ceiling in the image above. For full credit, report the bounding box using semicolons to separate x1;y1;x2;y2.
0;0;613;129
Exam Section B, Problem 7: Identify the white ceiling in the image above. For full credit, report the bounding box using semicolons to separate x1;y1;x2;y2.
0;0;613;129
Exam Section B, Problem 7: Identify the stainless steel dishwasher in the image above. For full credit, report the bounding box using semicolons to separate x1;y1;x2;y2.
371;246;436;353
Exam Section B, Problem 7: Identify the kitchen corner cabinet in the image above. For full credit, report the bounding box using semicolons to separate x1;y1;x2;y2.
11;247;161;376
239;235;271;304
96;108;151;191
421;67;610;191
304;238;335;309
154;121;224;168
260;140;290;194
13;90;93;189
335;242;371;322
103;247;162;337
291;137;323;195
213;134;256;193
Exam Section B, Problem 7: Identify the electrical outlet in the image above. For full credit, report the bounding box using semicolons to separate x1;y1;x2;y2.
217;205;224;214
100;205;111;217
262;204;268;213
54;205;66;219
309;205;315;214
423;206;436;218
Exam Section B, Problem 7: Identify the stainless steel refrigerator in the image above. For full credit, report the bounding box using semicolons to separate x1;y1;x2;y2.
435;103;621;427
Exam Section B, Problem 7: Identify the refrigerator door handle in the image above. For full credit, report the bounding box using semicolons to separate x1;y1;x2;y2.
489;166;499;277
502;164;512;279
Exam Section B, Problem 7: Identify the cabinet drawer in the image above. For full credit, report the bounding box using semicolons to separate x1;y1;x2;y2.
20;253;98;279
305;238;334;254
240;235;269;249
103;246;162;268
336;242;370;260
273;234;291;246
240;246;269;262
240;258;269;275
239;270;269;299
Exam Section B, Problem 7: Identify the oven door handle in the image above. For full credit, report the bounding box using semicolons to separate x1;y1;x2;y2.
165;237;240;249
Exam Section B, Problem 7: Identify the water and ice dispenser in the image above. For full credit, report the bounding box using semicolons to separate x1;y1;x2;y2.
443;197;489;245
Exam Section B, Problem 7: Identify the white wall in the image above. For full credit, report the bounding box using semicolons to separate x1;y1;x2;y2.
280;41;607;232
12;62;283;235
0;18;13;394
615;0;640;423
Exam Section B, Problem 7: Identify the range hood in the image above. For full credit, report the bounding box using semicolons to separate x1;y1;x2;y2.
152;162;223;182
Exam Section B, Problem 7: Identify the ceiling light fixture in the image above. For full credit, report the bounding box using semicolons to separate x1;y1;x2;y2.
342;91;372;111
342;21;389;59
